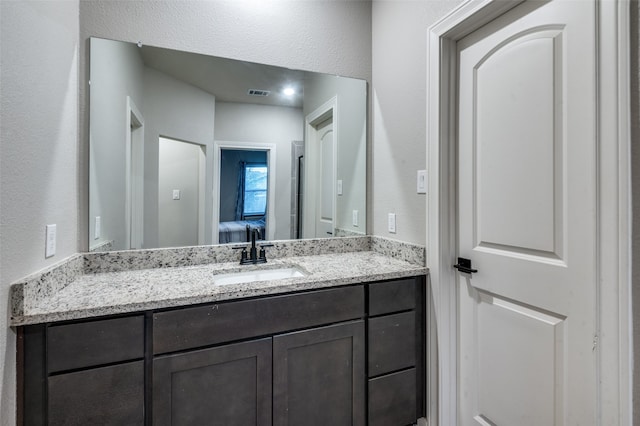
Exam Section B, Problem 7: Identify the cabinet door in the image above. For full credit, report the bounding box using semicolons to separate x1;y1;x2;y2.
273;320;365;426
48;360;144;426
153;338;272;426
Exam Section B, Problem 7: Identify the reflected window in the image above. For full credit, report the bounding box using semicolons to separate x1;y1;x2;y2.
243;164;267;217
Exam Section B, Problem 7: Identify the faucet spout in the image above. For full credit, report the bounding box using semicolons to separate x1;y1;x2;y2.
239;227;271;265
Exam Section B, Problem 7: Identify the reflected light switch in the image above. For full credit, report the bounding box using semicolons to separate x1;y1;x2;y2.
172;189;181;200
337;180;343;196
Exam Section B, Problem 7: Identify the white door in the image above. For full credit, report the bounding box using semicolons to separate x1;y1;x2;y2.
316;119;335;237
457;1;596;424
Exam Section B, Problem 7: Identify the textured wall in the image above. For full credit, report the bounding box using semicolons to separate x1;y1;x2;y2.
371;0;463;244
0;1;80;424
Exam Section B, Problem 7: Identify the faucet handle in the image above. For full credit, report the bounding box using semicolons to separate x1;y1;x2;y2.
232;245;248;262
258;243;273;261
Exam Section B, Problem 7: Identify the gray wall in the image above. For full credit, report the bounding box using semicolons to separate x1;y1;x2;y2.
0;1;80;423
158;137;203;248
142;67;216;248
89;37;145;250
371;0;463;244
304;73;367;236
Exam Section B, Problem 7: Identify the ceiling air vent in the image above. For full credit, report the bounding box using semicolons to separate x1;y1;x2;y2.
247;89;271;97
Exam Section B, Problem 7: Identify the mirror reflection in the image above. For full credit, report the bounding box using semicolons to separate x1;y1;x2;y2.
89;38;367;251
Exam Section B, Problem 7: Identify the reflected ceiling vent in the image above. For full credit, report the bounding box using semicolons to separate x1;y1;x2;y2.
247;89;271;97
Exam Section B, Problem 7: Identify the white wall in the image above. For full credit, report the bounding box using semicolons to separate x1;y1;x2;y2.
371;0;463;244
0;1;79;424
89;38;145;250
142;67;216;248
215;102;303;240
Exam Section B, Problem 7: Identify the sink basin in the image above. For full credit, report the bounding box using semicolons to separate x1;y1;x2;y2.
212;267;306;286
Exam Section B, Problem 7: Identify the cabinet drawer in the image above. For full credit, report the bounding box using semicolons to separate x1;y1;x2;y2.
368;311;416;377
47;315;144;373
153;285;364;354
48;360;144;426
368;279;416;316
368;368;417;426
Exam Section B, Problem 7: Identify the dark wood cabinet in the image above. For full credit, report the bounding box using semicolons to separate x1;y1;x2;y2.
273;321;365;426
19;277;425;426
20;316;146;426
367;277;425;426
153;338;272;426
48;361;144;426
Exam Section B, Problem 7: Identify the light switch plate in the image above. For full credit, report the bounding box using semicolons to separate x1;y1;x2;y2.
417;170;427;194
337;180;343;196
45;224;56;258
352;210;358;227
388;213;396;233
172;189;181;200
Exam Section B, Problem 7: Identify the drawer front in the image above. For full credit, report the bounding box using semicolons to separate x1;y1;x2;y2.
48;360;144;426
47;316;144;373
368;311;416;377
368;368;417;426
153;285;364;354
368;279;416;316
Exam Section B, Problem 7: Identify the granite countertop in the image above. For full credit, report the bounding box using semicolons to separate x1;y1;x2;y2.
10;236;427;326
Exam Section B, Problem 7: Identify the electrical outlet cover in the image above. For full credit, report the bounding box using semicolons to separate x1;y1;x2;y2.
45;224;57;258
388;213;396;233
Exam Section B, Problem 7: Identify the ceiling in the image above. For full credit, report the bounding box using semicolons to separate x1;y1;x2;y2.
140;45;305;108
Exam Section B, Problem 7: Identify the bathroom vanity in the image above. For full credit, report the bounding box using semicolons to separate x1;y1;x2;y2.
12;237;427;426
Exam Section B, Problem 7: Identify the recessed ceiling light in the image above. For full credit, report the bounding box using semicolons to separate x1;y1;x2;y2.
283;87;295;96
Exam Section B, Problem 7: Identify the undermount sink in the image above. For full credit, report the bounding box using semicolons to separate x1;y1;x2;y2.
212;267;306;286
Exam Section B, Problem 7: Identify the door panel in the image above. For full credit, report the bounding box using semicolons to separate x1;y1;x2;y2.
472;290;565;425
474;28;564;259
457;1;596;424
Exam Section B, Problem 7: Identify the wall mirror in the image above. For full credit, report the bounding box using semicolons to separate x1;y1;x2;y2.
89;37;367;251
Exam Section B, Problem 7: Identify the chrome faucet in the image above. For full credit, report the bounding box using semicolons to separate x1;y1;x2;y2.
234;227;273;265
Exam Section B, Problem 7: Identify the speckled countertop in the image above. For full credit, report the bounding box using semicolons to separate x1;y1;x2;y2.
10;236;427;326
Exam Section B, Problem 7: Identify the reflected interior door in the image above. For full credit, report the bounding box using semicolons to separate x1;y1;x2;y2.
456;0;597;424
316;118;335;238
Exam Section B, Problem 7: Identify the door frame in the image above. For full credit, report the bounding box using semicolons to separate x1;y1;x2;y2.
425;1;632;425
126;96;144;249
213;141;277;243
